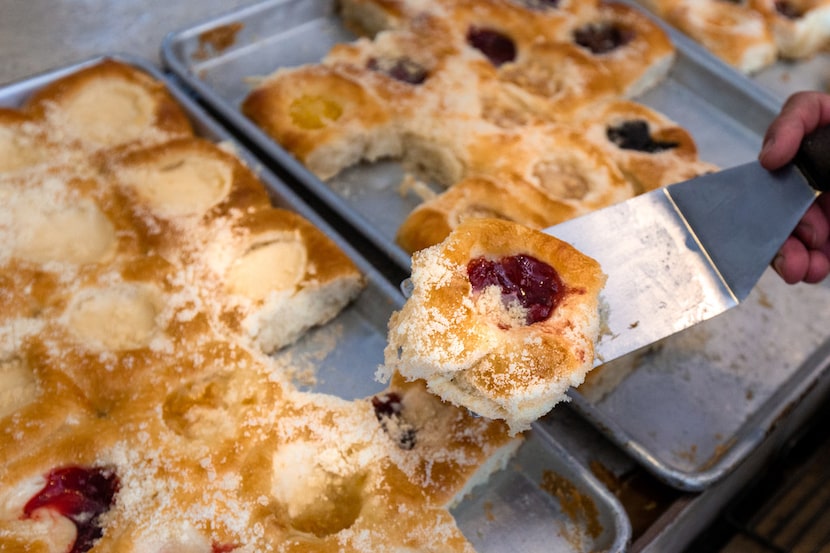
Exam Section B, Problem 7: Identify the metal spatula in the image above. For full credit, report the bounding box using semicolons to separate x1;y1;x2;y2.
544;125;830;366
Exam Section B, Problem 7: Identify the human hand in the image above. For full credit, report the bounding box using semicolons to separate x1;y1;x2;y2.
758;91;830;284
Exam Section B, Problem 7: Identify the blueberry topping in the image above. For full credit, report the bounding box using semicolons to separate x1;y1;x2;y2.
367;57;428;85
512;0;561;10
574;23;634;54
467;27;517;67
606;120;679;153
775;1;802;18
372;393;416;450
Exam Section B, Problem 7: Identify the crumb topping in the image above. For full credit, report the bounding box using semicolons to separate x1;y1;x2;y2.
0;59;514;553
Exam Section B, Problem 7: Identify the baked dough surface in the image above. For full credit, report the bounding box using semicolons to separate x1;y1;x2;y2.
0;59;520;552
243;0;724;255
642;0;830;71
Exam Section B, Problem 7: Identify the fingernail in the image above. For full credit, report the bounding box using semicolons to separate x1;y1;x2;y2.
796;222;816;246
759;137;774;160
773;253;785;275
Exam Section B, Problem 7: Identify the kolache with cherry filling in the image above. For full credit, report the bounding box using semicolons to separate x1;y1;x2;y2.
382;218;606;435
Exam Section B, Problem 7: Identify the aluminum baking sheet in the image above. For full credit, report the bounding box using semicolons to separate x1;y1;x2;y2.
753;54;830;102
159;0;795;272
1;54;630;552
161;0;830;492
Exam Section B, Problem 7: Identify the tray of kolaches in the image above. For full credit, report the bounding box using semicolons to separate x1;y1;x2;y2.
0;53;632;552
160;0;830;496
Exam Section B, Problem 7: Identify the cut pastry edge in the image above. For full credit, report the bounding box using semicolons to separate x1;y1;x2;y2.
220;209;367;354
244;271;365;354
369;372;523;507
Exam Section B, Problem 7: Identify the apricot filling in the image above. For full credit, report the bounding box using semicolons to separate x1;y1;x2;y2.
289;95;343;130
467;254;564;325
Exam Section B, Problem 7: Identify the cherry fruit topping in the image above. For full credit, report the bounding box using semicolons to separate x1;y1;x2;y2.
372;392;416;450
24;466;119;553
467;254;564;325
606;120;679;153
367;57;428;85
466;27;517;67
574;23;634;54
775;1;802;18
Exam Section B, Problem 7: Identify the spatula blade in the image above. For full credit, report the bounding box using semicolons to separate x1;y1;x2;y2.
545;162;816;366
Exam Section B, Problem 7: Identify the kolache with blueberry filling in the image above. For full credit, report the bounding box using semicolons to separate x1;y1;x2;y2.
393;121;641;253
573;98;719;194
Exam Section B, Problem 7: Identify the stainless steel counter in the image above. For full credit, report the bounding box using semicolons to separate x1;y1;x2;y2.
0;0;260;85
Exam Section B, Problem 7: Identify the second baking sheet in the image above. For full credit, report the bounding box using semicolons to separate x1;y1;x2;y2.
161;0;830;492
1;53;631;552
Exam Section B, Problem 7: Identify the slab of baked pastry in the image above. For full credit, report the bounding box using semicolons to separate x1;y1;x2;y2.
0;59;521;552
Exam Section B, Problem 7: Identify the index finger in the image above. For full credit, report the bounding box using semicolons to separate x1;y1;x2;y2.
759;92;830;170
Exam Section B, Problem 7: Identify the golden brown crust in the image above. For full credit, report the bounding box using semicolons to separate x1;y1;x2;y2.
24;58;193;150
104;137;271;219
241;64;400;180
664;0;778;72
379;372;521;505
1;60;521;553
396;174;579;253
465;124;635;212
337;0;413;36
243;0;684;189
562;1;676;98
497;40;620;116
384;218;606;434
324;14;462;91
217;206;366;352
645;0;829;68
749;0;830;59
439;0;587;52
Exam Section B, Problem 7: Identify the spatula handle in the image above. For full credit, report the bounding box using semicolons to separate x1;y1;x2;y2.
795;125;830;192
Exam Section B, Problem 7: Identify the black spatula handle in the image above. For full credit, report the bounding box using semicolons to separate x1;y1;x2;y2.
795;125;830;192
